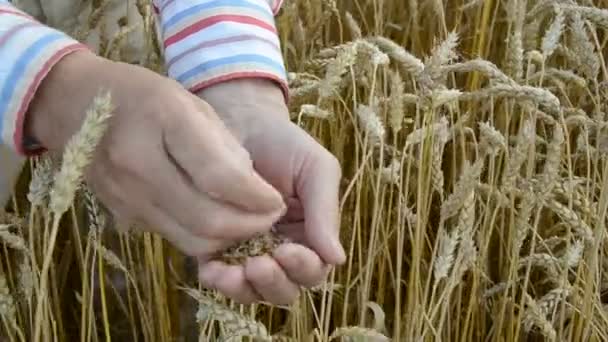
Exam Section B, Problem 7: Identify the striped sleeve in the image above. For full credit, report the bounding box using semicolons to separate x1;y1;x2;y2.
0;0;88;155
152;0;288;101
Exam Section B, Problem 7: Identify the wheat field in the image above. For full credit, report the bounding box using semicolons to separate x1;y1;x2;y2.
2;0;608;341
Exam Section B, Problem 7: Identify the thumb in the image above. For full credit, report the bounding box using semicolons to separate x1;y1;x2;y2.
164;97;285;214
296;146;346;265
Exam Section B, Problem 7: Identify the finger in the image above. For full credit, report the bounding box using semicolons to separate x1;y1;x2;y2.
144;202;228;258
245;256;300;305
98;178;227;257
153;157;284;240
163;100;285;213
297;147;346;265
199;261;260;304
105;146;282;241
273;243;329;288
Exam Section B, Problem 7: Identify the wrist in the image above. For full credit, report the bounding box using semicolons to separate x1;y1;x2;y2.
196;78;289;118
196;78;290;144
23;50;110;151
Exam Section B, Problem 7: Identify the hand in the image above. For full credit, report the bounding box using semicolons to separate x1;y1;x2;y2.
24;51;286;261
196;78;346;305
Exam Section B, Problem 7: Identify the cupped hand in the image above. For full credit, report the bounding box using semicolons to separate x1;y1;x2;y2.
196;78;346;305
24;51;286;262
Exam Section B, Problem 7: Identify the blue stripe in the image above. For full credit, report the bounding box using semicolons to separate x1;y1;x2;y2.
162;0;273;32
175;54;285;83
0;32;65;140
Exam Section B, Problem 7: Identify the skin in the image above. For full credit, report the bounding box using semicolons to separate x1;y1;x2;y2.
197;79;346;304
23;49;346;305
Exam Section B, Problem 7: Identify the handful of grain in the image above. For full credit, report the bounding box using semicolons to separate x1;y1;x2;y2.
218;229;290;265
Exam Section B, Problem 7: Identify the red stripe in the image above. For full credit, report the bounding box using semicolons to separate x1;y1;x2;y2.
188;71;289;104
272;0;284;15
164;15;276;48
167;34;280;69
0;22;39;47
13;43;90;156
0;8;34;20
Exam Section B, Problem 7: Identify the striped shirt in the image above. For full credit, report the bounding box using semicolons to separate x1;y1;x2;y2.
152;0;287;96
0;0;287;203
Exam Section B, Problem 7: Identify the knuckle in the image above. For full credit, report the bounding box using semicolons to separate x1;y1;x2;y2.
196;166;223;193
147;103;171;128
146;92;186;129
104;143;137;171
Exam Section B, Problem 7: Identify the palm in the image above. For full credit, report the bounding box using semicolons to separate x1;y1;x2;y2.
244;120;315;245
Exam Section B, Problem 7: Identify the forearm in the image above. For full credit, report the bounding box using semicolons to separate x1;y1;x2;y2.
152;0;288;100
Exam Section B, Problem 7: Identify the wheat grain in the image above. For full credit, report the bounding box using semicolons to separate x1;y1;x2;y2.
562;5;608;29
185;288;272;341
345;11;362;39
27;157;53;207
430;89;461;109
443;59;515;85
538;124;564;198
479;122;507;155
483;282;512;299
538;288;571;317
441;158;484;222
0;225;27;252
529;68;587;88
505;0;525;81
219;231;288;265
461;84;561;115
569;12;600;79
475;183;510;207
388;70;405;134
380;159;402;186
96;244;129;275
523;293;557;340
356;104;385;144
441;191;477;295
433;229;459;283
502;118;535;189
366;36;424;75
520;253;561;279
356;40;390;68
84;187;106;233
299;104;332;119
541;6;565;58
329;326;390;341
0;274;18;335
319;42;358;99
562;239;584;268
18;258;33;300
424;31;460;84
405;116;450;147
546;200;594;243
49;91;113;216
